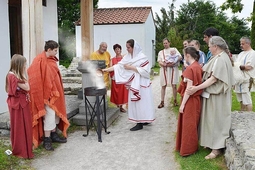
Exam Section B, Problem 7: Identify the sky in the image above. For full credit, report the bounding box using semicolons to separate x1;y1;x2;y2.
98;0;253;27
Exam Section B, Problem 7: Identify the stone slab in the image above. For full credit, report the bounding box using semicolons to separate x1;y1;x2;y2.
71;107;119;127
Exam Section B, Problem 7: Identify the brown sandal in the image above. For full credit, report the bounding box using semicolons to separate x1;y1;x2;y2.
173;99;178;106
158;101;164;108
120;107;126;113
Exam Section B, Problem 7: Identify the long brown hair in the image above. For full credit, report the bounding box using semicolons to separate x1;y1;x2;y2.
5;54;27;92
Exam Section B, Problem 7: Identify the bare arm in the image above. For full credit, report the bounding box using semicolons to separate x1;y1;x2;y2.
186;75;217;95
240;65;253;71
102;66;114;72
18;81;30;91
179;79;192;113
159;61;167;67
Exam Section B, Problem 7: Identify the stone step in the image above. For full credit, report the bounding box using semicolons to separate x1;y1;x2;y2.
63;83;82;95
64;72;82;77
62;77;82;84
71;107;119;127
0;95;83;137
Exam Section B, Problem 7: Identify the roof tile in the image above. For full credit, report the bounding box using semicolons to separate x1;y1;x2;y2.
75;6;152;25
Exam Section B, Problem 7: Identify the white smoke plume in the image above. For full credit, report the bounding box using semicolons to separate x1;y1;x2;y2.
85;60;105;89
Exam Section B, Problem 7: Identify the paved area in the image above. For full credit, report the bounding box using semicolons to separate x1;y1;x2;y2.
31;75;180;170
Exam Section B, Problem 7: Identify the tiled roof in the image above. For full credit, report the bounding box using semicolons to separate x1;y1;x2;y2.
75;7;152;25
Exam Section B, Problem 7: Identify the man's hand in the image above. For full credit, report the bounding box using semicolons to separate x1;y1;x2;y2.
159;61;167;67
166;62;175;67
239;65;245;70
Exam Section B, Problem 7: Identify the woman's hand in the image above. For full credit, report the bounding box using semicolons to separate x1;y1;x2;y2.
124;64;133;70
186;86;197;95
179;104;184;113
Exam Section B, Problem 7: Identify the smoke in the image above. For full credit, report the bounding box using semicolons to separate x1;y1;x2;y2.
82;60;105;89
58;28;76;63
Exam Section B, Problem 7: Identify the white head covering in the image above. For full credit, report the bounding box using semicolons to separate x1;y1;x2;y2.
132;40;142;58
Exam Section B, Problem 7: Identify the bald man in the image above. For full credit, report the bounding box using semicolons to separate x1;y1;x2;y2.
90;42;111;88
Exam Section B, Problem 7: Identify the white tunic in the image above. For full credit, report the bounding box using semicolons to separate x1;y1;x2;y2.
234;49;255;93
158;48;181;86
113;41;155;123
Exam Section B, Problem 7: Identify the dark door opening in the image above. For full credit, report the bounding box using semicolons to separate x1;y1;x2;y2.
9;0;23;57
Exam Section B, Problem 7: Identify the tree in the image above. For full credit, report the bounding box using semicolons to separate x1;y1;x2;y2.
252;1;255;49
154;0;176;55
175;0;218;41
221;0;255;49
174;0;250;53
57;0;98;67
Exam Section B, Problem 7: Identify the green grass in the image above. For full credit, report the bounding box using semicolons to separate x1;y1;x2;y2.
175;146;227;170
231;91;255;111
152;63;160;74
0;138;34;170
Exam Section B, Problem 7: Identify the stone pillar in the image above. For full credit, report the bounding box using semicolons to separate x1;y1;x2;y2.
22;0;44;64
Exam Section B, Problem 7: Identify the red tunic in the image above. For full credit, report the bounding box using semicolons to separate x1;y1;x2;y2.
6;73;34;159
176;61;203;156
110;57;128;105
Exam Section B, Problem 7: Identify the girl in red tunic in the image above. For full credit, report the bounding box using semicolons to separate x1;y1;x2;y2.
5;54;34;159
176;47;203;156
110;44;128;112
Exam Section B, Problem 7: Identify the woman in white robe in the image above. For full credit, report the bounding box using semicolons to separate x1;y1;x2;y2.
103;39;155;131
187;36;234;159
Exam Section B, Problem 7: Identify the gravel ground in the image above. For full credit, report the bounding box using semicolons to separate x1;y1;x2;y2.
31;75;180;170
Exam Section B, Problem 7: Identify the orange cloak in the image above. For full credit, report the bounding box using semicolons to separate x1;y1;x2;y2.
28;51;70;148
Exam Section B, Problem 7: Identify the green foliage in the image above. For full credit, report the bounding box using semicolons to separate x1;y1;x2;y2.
220;0;254;49
155;0;251;55
251;1;255;49
154;1;176;54
220;0;244;13
57;0;99;64
152;63;160;74
167;27;183;52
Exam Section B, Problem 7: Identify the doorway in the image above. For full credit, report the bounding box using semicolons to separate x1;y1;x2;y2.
9;0;23;57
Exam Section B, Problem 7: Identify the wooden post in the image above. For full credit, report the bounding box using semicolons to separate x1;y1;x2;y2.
22;0;44;64
80;0;94;61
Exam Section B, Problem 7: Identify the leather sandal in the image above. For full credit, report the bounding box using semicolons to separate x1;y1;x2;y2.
158;101;164;108
120;107;126;113
205;149;220;160
173;99;178;106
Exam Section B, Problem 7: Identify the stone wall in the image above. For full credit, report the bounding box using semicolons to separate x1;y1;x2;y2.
225;111;255;170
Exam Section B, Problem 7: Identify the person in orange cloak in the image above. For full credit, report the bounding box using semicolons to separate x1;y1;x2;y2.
28;40;70;151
